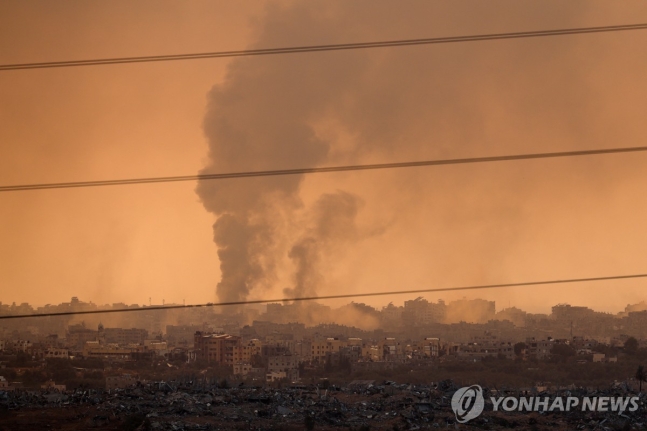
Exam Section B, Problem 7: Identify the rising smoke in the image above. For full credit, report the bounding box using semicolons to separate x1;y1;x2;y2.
197;1;647;314
285;191;362;299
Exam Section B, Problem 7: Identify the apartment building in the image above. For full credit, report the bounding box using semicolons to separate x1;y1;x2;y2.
194;332;242;365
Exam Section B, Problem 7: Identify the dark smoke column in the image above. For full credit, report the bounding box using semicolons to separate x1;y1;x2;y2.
196;3;376;305
195;76;329;303
194;24;339;304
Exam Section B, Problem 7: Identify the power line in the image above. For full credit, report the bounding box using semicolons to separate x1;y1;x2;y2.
2;23;647;71
1;145;646;193
1;272;645;320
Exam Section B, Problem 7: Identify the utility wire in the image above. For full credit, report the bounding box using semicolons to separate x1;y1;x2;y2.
1;23;647;71
1;145;646;193
1;273;646;320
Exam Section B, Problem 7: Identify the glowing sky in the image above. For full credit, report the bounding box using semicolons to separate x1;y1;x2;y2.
2;1;647;314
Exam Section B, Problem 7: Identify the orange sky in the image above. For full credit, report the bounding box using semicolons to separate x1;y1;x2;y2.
1;1;647;315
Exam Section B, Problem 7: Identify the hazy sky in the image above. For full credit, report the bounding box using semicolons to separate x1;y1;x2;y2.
1;1;647;314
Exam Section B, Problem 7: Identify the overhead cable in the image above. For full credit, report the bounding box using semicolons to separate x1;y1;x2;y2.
1;23;646;71
1;272;645;320
1;145;646;193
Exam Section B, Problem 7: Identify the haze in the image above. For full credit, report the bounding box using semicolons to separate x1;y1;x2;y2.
1;1;647;315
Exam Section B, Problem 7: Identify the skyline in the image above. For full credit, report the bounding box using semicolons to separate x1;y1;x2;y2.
3;290;647;319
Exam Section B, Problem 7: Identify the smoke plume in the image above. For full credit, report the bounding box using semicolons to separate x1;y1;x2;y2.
285;191;361;298
197;1;647;313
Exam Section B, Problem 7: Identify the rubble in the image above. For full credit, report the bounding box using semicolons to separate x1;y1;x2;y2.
0;380;645;430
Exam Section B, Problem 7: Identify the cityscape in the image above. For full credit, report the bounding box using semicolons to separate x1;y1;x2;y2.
3;296;647;428
3;295;647;382
3;1;647;429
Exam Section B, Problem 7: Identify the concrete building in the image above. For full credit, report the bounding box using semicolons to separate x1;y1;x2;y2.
166;325;202;347
100;326;148;345
144;340;168;356
267;355;298;374
83;341;140;360
446;298;495;324
414;338;440;358
289;340;312;362
66;325;97;349
194;332;241;365
311;337;346;362
12;340;33;352
238;339;263;363
233;363;264;377
403;298;446;325
526;338;554;360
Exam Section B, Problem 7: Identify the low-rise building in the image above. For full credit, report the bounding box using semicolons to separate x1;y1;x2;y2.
144;340;168;356
83;341;140;360
12;340;33;352
526;338;554;360
101;327;148;345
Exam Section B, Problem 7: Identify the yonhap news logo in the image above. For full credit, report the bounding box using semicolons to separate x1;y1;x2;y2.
451;385;485;423
451;385;641;423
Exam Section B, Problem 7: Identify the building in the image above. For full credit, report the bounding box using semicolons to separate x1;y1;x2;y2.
144;340;169;356
381;303;403;326
99;325;148;345
265;304;284;322
326;346;361;367
526;338;554;360
66;325;97;349
267;355;298;374
551;304;595;321
166;325;202;347
194;332;241;365
238;339;263;363
446;298;495;324
12;340;33;353
233;363;262;377
83;341;140;360
289;340;312;362
403;298;446;325
362;344;382;361
414;338;440;358
311;337;344;362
